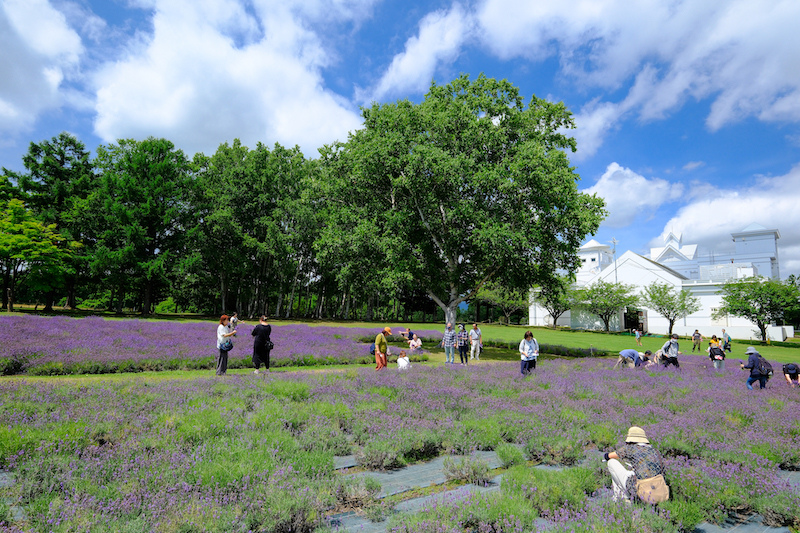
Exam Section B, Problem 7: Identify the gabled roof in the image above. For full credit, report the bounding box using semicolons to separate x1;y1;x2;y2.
580;250;687;287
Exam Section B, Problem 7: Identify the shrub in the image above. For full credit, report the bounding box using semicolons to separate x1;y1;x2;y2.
442;456;490;485
496;443;526;468
502;464;601;515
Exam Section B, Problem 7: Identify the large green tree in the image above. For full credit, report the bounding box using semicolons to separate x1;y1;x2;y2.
318;74;605;324
640;282;701;336
477;281;530;324
579;280;638;331
713;277;800;341
91;138;193;314
5;132;95;310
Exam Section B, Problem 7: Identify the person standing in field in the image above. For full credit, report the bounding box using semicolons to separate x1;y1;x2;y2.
635;329;642;346
441;322;457;364
691;330;703;352
374;326;390;371
518;331;539;375
251;315;272;374
216;315;237;376
456;324;469;365
469;323;482;360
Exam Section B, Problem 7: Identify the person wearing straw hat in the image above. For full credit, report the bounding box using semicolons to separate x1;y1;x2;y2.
603;426;669;504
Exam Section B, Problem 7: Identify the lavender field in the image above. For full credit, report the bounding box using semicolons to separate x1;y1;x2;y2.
1;357;799;532
0;315;438;375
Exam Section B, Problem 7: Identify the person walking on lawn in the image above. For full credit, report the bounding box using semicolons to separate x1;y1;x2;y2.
691;330;703;352
441;322;457;364
469;323;482;360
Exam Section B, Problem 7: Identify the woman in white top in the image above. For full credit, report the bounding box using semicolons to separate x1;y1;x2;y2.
216;315;237;375
519;330;539;376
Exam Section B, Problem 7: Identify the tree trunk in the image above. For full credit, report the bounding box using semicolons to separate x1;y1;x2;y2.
66;276;77;309
43;290;55;312
142;281;152;315
7;287;13;313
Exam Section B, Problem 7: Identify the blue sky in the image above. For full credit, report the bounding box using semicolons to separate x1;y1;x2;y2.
2;0;800;276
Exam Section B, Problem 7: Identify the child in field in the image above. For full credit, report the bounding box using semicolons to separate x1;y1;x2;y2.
397;350;411;370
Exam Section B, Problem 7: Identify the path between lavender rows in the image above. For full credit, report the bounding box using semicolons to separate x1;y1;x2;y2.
328;450;800;533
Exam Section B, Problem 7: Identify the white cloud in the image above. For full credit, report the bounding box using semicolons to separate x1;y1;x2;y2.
651;163;800;278
582;162;684;228
363;4;471;103
0;0;83;133
475;0;800;149
91;0;367;157
683;161;705;171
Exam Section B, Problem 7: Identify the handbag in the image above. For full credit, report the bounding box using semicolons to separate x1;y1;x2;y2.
266;340;274;350
219;340;233;352
636;474;669;504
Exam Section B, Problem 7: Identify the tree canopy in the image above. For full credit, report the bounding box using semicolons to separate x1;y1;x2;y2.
579;280;638;331
713;277;800;341
640;282;701;336
317;74;605;323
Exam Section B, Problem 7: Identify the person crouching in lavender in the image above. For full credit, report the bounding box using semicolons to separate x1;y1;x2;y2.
604;427;669;504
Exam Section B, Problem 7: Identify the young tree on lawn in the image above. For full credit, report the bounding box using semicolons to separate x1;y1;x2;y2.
640;282;701;336
713;277;800;341
0;199;77;311
317;74;605;324
535;275;577;328
477;281;530;324
579;280;638;331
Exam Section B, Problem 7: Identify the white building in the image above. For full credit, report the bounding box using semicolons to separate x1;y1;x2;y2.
529;224;793;341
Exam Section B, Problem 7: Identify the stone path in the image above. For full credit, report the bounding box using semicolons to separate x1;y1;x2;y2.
329;452;797;533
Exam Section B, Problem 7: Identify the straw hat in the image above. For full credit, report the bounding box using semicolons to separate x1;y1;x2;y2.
625;426;649;444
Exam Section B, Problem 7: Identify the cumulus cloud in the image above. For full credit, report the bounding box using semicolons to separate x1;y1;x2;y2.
0;0;83;134
475;0;800;151
650;163;800;277
582;162;684;228
363;4;471;103
92;0;367;157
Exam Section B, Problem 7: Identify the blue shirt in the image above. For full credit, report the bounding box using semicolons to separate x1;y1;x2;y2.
620;349;643;367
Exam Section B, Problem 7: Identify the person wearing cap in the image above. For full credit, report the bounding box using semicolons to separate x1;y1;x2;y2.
456;324;469;365
614;349;651;369
741;346;767;389
691;329;703;352
374;327;391;371
469;323;482;360
603;426;669;504
441;323;457;364
660;334;681;368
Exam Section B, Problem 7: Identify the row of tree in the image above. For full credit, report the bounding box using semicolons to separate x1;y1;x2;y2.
1;75;606;321
536;276;800;340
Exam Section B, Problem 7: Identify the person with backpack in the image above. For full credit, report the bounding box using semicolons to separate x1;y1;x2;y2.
783;362;800;388
708;340;726;370
661;334;681;368
603;426;669;504
741;346;771;389
374;327;391;371
721;329;732;352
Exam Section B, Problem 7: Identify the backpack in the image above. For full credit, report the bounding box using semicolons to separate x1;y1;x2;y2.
709;346;725;360
757;356;773;377
369;342;376;356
